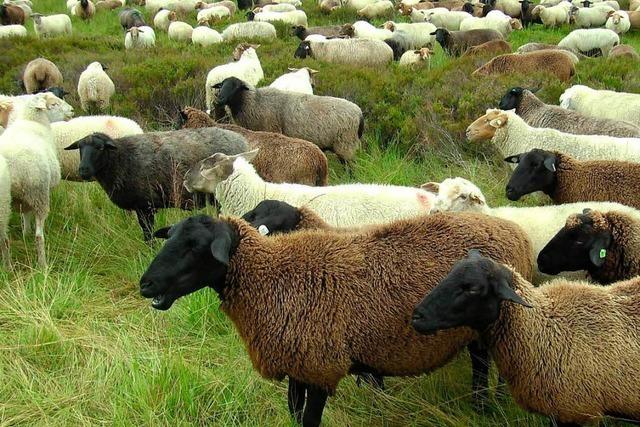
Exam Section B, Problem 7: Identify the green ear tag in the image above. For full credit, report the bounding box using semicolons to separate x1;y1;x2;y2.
599;249;607;259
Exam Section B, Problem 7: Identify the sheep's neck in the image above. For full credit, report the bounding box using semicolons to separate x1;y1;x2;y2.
215;161;265;216
491;120;524;158
517;93;544;118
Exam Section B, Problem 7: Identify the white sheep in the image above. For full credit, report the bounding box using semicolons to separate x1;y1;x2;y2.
569;4;614;27
221;22;277;42
249;9;307;26
558;28;619;57
357;0;393;18
531;2;571;27
426;10;473;31
345;0;380;10
269;68;316;94
168;21;193;42
460;12;522;36
51;115;143;180
606;10;630;34
410;7;439;22
205;44;263;111
382;21;436;48
196;5;229;25
0;25;27;38
186;153;436;227
495;0;521;16
257;3;296;11
0;93;62;267
124;25;156;49
77;62;115;112
31;13;72;38
466;109;640;164
191;26;223;46
350;20;393;40
274;0;302;4
152;9;176;31
560;85;640;127
294;38;394;67
1;93;74;126
399;47;432;67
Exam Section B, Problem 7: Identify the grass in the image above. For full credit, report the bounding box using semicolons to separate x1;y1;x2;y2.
1;0;639;425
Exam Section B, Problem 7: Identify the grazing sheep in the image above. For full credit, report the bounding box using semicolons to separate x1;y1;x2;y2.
320;0;342;12
77;62;115;112
214;77;363;163
516;42;583;62
459;12;522;36
568;3;614;27
494;0;521;16
96;0;124;10
205;44;264;112
382;21;437;49
32;14;72;38
425;10;473;31
247;9;308;26
52;115;143;181
221;22;277;42
412;251;640;427
505;149;640;213
22;58;63;95
530;1;571;27
466;109;640;164
357;0;394;17
1;93;74;127
177;106;328;186
519;0;538;26
0;25;27;39
197;6;230;25
153;9;176;31
269;68;316;95
294;38;394;67
399;47;433;67
0;93;63;267
119;8;146;30
498;87;640;137
191;25;223;46
168;21;193;42
125;25;156;48
605;10;630;33
538;209;640;284
431;28;504;56
72;0;96;20
0;4;25;24
560;85;640;127
472;50;575;81
462;39;511;56
139;210;532;427
609;44;640;59
292;24;343;40
558;28;619;57
64;129;249;240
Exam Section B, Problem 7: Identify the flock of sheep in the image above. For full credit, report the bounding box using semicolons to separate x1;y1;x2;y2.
2;0;640;425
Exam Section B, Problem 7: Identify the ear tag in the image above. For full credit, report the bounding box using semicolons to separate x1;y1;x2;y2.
599;249;607;259
258;225;269;236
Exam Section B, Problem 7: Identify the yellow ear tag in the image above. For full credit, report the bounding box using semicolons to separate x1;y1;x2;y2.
599;249;607;259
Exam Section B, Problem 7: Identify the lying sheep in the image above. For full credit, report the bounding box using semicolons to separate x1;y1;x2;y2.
32;13;72;38
472;50;575;81
96;0;123;10
168;21;193;42
73;0;96;20
467;109;640;165
357;0;394;17
0;93;63;267
560;85;640;127
530;1;571;26
459;12;522;36
498;87;640;137
609;44;640;59
247;9;308;26
0;4;25;24
413;251;640;427
432;28;504;56
425;10;473;31
221;22;277;42
558;28;619;57
140;210;533;426
64;129;249;240
538;209;640;284
214;77;363;163
345;20;393;40
462;39;511;56
0;25;27;39
605;10;630;33
125;25;156;48
177;106;328;186
191;26;223;46
382;21;436;49
569;3;614;27
22;58;63;95
153;9;176;31
51;115;143;180
255;3;296;12
294;38;393;67
516;42;583;61
77;62;115;112
119;8;146;30
399;47;433;67
292;25;343;40
197;6;230;25
269;68;316;95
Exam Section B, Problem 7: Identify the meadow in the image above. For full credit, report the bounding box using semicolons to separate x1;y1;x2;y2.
1;0;640;425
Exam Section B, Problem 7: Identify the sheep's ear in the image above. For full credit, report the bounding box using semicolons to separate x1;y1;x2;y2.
104;140;118;150
153;226;173;239
489;115;507;128
210;229;232;266
64;142;80;150
33;95;48;111
496;276;532;307
467;249;482;259
543;155;556;172
589;233;611;267
420;182;440;194
237;149;259;163
212;82;224;89
503;154;521;164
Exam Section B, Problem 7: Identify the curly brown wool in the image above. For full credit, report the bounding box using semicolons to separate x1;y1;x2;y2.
218;212;533;392
472;50;575;81
180;107;328;186
462;40;512;57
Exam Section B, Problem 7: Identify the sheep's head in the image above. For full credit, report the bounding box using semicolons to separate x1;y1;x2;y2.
422;177;488;213
412;250;531;336
241;200;302;235
245;10;255;20
183;150;259;194
339;23;355;37
466;109;508;142
194;1;206;9
0;98;13;128
510;18;522;30
127;26;141;38
504;148;558;201
294;40;312;58
176;106;213;130
232;42;259;60
498;87;525;110
398;3;411;14
530;4;542;16
382;20;395;31
608;11;622;24
291;24;306;39
431;28;450;48
538;209;612;276
140;215;239;310
168;10;177;20
64;132;117;180
417;47;433;58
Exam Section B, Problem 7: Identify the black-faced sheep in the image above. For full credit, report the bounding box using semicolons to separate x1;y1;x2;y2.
139;211;533;427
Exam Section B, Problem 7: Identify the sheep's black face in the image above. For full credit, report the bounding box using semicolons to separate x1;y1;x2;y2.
498;87;523;111
64;132;117;180
412;250;531;335
505;149;557;201
294;42;311;59
538;213;612;275
214;77;248;107
433;29;448;48
245;10;255;21
241;200;301;235
140;215;238;310
291;25;305;40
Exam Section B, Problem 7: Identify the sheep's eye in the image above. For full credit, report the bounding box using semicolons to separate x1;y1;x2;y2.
458;194;467;200
575;240;584;246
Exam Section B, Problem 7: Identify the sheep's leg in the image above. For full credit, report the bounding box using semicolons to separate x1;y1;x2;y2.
302;385;328;427
34;213;47;268
0;232;10;270
468;340;490;410
287;377;306;424
135;208;155;242
21;212;33;237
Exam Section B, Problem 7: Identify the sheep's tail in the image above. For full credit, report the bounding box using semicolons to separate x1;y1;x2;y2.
357;113;364;139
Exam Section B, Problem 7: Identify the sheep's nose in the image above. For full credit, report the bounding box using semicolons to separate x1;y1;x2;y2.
505;186;519;201
139;278;155;297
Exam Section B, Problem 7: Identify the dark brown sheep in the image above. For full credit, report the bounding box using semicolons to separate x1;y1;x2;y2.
432;28;504;57
140;211;533;427
0;4;25;25
473;50;575;81
178;107;328;186
462;39;511;57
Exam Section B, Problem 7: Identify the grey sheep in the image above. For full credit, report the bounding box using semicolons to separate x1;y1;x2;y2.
294;38;394;67
214;77;364;163
64;129;249;240
499;87;640;138
292;24;344;40
432;28;503;57
119;7;145;31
